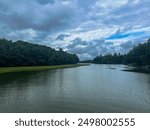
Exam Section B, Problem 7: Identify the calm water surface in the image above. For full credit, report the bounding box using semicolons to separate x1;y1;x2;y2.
0;64;150;112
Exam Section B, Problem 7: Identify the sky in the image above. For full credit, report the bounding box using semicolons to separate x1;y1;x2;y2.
0;0;150;60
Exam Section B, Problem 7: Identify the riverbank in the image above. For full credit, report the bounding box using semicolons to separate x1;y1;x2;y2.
0;64;90;75
93;63;150;74
122;65;150;74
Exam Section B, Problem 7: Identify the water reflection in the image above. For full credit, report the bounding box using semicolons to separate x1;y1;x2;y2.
0;65;150;112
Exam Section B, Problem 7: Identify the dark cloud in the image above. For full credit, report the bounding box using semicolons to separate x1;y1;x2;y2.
0;0;75;33
56;34;70;40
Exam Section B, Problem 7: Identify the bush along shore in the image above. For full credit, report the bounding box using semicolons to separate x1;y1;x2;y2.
93;39;150;73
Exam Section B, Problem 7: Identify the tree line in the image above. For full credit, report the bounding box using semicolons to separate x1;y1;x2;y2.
93;39;150;66
0;39;79;67
93;53;124;64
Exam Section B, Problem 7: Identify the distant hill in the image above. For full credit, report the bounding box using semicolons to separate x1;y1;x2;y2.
0;39;79;67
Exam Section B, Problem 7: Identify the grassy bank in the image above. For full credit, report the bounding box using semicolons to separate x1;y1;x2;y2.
0;64;90;75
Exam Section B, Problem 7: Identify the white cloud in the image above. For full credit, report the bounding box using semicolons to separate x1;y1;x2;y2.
95;0;128;10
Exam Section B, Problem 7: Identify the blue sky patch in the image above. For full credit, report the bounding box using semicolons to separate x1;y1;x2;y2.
106;31;145;40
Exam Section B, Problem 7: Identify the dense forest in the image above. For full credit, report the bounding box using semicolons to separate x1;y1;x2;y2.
93;39;150;66
0;39;79;67
93;53;124;64
123;39;150;65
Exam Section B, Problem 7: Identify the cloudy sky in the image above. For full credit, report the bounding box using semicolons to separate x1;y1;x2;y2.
0;0;150;60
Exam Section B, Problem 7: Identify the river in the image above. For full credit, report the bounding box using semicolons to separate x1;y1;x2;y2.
0;64;150;112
